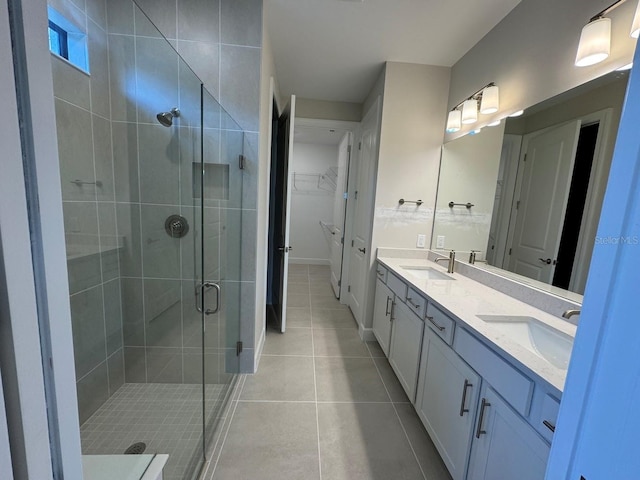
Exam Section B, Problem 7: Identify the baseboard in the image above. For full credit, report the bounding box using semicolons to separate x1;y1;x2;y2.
358;324;376;342
289;258;330;265
254;327;265;372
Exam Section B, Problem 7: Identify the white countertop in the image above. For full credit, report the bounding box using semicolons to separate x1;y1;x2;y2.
377;256;577;395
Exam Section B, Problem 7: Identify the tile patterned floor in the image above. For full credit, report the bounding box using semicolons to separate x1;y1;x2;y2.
80;383;225;480
201;264;452;480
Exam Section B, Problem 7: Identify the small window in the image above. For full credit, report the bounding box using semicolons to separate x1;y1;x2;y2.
47;7;89;73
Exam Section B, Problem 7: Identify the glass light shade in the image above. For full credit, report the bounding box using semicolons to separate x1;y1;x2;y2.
631;3;640;38
470;128;482;135
480;86;499;114
509;110;524;117
461;99;478;124
575;17;611;67
446;110;461;133
617;62;633;71
487;120;501;127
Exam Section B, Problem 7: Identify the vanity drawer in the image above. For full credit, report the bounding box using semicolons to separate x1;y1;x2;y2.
405;287;426;318
425;303;455;345
453;328;533;416
375;264;388;283
387;271;407;300
535;394;560;443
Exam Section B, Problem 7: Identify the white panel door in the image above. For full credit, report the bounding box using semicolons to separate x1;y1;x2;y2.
388;300;424;402
330;132;351;297
508;121;580;283
372;279;394;356
348;99;379;324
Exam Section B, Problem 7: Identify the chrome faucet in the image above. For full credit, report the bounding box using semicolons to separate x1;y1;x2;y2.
435;250;455;273
469;250;487;265
562;309;580;319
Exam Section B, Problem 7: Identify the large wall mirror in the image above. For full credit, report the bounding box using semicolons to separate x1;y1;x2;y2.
431;70;630;300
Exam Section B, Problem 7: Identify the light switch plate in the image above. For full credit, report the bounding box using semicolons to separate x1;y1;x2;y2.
416;234;426;248
436;235;445;249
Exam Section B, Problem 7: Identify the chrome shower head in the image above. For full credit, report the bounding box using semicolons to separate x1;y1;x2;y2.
156;107;180;127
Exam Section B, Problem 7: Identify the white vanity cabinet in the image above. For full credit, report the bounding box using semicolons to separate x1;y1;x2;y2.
388;299;424;402
416;326;481;480
467;385;550;480
373;278;394;356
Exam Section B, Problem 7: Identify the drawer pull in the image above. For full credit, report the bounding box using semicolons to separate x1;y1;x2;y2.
377;269;384;277
459;379;472;417
390;301;396;321
543;420;556;432
476;398;491;438
385;296;391;316
406;297;420;309
427;315;446;332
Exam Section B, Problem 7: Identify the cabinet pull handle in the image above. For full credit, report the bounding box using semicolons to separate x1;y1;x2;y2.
385;297;391;316
459;380;472;417
476;398;491;438
426;315;445;332
543;420;556;433
390;301;396;321
406;297;420;309
377;269;384;277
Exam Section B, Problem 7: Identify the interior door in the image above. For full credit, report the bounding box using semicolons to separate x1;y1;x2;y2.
273;95;296;333
508;121;580;283
330;132;351;297
348;99;379;324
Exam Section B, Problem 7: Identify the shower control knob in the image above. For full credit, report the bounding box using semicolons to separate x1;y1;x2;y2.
165;215;189;238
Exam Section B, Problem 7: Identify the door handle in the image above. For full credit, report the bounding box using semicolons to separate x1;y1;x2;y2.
199;282;220;315
278;246;293;252
358;247;366;254
538;258;552;265
476;398;491;438
459;380;473;417
385;296;392;316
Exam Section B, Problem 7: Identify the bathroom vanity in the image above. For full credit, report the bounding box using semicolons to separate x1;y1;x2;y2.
373;250;576;480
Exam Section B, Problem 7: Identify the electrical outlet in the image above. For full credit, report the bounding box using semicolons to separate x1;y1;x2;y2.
437;235;445;249
416;234;426;248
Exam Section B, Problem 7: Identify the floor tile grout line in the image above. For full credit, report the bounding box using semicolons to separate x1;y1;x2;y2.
308;268;323;480
370;352;428;480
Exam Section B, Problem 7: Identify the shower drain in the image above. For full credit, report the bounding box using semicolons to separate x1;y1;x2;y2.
124;442;147;455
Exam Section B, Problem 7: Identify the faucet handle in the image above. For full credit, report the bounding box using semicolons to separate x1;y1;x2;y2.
562;309;580;319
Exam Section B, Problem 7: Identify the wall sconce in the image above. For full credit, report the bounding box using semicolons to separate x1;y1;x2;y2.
445;82;499;133
576;0;639;67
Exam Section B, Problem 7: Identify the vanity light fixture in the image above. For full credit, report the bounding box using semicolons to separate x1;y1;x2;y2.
445;82;499;133
446;110;462;133
487;119;502;127
617;62;634;70
469;128;482;135
509;110;524;117
576;0;640;67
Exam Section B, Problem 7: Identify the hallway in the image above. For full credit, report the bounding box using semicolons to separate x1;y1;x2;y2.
201;265;452;480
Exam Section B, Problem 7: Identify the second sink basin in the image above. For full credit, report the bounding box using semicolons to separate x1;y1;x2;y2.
477;315;574;370
400;266;455;281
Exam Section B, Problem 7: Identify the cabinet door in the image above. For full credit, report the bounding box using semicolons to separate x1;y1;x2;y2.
468;385;549;480
372;279;393;356
416;327;480;480
388;300;424;402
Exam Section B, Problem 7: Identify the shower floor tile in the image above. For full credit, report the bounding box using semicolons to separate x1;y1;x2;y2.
80;383;226;480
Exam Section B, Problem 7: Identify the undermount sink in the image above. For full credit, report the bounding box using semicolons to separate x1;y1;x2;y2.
400;266;455;281
477;315;574;370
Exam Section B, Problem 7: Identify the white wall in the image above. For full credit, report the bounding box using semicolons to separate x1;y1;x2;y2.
289;142;338;264
433;122;506;255
446;0;637;139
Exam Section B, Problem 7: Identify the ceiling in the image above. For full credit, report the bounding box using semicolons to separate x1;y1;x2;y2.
265;0;522;104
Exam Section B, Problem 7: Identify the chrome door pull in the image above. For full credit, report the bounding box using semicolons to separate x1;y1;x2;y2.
200;282;221;315
476;398;491;438
426;315;445;332
459;380;473;417
278;246;293;252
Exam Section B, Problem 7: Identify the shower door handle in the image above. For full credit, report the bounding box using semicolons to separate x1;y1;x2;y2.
196;282;220;315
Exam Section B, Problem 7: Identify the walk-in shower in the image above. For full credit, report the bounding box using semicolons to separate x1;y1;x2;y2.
49;1;245;479
156;108;180;127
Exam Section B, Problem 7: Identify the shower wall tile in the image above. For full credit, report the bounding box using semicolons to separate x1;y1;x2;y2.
103;278;123;355
97;202;119;281
88;21;111;119
240;281;256;343
76;361;109;424
220;0;262;48
177;40;220;100
177;0;219;44
220;45;261;133
135;0;177;40
178;63;205;128
121;277;145;346
51;56;91;111
183;349;204;384
138;123;180;205
92;115;115;202
124;346;147;382
63;202;101;294
55;99;96;202
106;0;134;35
112;121;139;202
178;206;199;281
178;127;200;206
70;285;106;380
143;279;183;347
135;36;179;125
240;132;258;209
182;280;202;348
140;204;182;279
107;349;125;394
108;34;137;122
146;347;182;383
116;203;142;277
85;0;106;30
